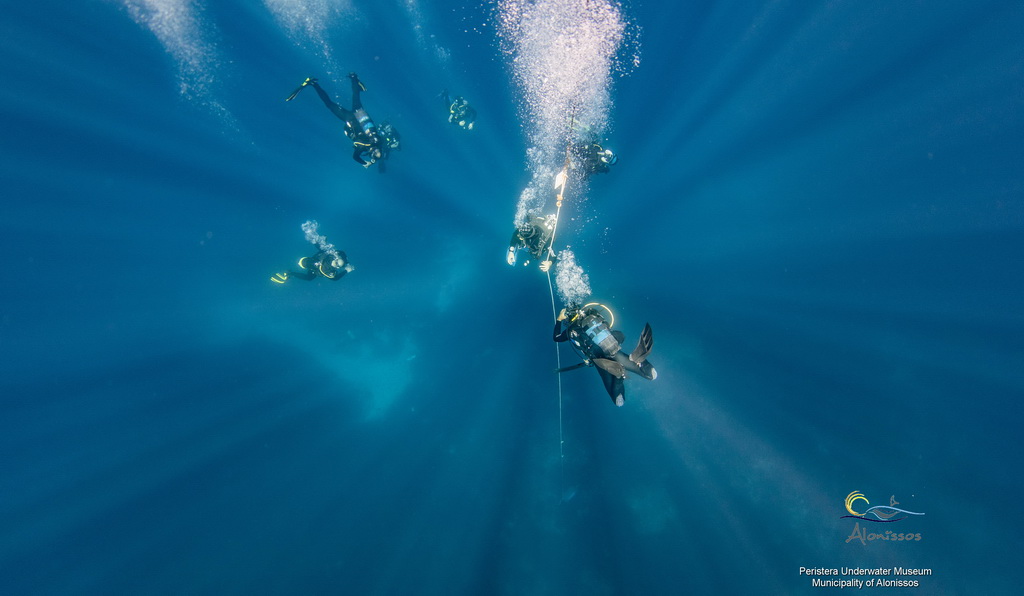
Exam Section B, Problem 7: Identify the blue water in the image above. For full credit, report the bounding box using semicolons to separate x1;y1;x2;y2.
2;1;1022;594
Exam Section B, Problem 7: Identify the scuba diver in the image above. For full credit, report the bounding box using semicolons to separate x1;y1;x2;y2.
271;250;354;284
554;303;656;407
374;120;402;173
286;73;388;168
377;121;401;155
507;214;557;271
440;89;476;131
572;142;618;176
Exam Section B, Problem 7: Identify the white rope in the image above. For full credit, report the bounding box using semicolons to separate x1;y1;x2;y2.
546;268;565;492
546;126;574;499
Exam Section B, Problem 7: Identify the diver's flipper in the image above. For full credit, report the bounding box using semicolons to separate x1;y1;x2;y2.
285;77;317;101
596;367;626;407
270;272;288;284
639;359;657;381
348;72;366;91
593;358;625;379
555;361;590;374
629;323;654;364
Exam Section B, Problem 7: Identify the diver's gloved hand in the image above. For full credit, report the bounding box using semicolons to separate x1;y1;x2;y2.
557;308;568;321
540;260;552;272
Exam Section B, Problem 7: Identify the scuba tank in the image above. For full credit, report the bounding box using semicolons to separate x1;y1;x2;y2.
346;108;378;144
354;108;376;136
580;313;621;357
568;308;621;359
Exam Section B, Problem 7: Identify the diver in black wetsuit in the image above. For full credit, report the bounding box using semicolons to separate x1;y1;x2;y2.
377;121;401;154
374;120;402;173
287;73;386;168
440;89;477;131
506;214;557;270
271;250;354;284
571;142;618;176
554;303;656;407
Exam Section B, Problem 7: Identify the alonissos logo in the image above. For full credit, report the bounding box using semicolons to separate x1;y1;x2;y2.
842;491;924;522
842;491;925;545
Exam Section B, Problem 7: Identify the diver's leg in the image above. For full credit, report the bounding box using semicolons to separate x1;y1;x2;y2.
348;73;364;111
311;81;354;122
288;269;316;281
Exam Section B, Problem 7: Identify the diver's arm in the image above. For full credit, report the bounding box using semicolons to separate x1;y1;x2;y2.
352;146;368;165
553;320;569;342
509;229;524;250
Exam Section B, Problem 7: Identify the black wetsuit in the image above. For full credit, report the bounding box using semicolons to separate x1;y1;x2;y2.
507;215;556;266
310;76;382;166
554;306;656;406
573;143;615;175
441;90;476;130
288;250;351;281
375;121;401;172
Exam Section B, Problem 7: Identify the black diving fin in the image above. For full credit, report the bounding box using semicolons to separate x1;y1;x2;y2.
625;323;657;380
347;72;367;92
555;361;591;374
629;323;654;364
285;77;317;102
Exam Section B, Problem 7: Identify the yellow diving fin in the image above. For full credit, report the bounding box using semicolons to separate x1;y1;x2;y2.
285;77;317;102
347;72;367;92
270;272;288;284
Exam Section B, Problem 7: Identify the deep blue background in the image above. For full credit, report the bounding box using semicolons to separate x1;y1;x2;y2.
2;1;1022;594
